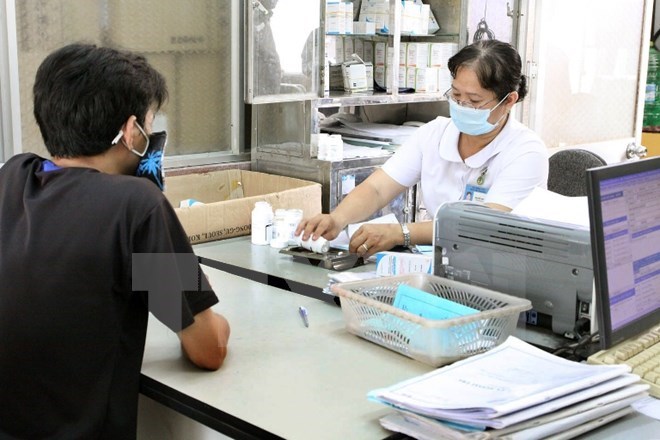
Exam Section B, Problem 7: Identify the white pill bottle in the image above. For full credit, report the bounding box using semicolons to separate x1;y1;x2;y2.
251;201;273;245
270;209;290;249
295;235;330;254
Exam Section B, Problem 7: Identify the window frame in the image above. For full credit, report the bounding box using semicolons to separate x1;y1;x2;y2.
0;0;247;167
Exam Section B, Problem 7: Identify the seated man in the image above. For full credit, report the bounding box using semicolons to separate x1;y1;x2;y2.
0;43;230;439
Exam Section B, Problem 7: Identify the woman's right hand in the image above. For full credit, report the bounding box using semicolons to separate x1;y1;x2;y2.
295;213;345;242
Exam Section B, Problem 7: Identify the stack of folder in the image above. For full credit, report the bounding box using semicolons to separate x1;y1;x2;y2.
369;337;649;439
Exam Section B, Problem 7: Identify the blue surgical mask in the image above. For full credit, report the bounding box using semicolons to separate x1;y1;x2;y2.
448;94;509;136
136;131;167;191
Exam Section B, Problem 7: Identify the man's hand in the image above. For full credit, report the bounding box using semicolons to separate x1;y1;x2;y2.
179;309;230;371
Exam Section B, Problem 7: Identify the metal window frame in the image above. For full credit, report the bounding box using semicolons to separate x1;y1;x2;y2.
0;0;22;162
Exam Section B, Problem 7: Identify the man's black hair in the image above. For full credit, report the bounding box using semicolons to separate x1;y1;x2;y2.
33;43;168;158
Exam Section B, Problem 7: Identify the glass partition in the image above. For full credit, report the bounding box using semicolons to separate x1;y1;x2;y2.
245;0;323;103
4;0;243;164
525;0;647;148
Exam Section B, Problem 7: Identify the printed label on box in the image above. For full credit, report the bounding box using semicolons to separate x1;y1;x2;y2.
375;252;433;276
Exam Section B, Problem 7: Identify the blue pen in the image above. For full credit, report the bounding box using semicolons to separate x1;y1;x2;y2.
298;306;309;327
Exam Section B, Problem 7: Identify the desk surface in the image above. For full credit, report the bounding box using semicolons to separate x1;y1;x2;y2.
194;236;373;303
195;236;566;350
141;266;432;440
141;263;660;439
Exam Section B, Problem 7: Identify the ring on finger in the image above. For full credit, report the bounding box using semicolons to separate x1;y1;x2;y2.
360;243;369;252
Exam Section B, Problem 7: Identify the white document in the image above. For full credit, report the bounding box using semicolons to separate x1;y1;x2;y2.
379;390;645;440
512;187;590;228
329;213;400;250
347;213;399;238
342;143;391;159
328;230;350;250
327;271;379;283
340;120;420;138
380;400;639;440
632;395;660;420
370;337;631;427
491;385;648;437
499;400;638;440
379;411;485;440
491;376;645;429
543;407;634;440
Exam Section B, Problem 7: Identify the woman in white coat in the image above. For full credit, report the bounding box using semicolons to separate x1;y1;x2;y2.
296;39;548;258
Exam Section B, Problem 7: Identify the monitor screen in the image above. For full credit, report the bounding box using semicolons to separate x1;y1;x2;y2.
586;156;660;349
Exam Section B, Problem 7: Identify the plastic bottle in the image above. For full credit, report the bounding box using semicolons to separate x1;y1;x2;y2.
251;201;273;245
286;209;304;245
295;234;330;254
270;209;290;249
270;209;305;248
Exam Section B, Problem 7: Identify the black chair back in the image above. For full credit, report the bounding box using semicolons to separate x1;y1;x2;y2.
548;149;607;197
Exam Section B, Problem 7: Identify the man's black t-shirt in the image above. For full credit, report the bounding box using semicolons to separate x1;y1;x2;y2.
0;154;218;439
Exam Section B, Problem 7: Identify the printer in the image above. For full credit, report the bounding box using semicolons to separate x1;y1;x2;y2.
433;202;594;338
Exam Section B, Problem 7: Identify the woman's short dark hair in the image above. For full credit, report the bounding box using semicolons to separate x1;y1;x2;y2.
447;39;527;102
33;43;168;158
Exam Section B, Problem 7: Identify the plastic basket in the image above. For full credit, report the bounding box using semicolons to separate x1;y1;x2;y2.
331;273;532;367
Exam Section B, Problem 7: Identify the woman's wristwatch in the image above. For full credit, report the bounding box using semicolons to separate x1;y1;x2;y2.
401;223;411;247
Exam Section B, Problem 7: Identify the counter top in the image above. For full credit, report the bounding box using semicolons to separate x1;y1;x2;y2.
138;242;660;439
194;236;373;303
141;265;432;439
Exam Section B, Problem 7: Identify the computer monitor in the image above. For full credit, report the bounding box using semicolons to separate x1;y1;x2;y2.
586;156;660;349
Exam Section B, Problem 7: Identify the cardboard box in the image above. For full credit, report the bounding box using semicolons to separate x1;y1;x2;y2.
363;40;374;63
343;37;355;63
164;170;322;244
429;42;458;68
342;61;369;92
408;67;439;93
353;21;376;35
406;43;429;68
375;252;433;276
326;35;345;64
374;42;387;66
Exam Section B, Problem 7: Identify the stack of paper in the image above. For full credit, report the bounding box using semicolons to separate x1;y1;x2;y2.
328;121;420;145
512;187;590;228
370;337;649;439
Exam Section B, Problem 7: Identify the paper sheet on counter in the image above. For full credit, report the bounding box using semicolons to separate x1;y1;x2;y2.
329;213;399;250
632;396;660;420
512;187;590;228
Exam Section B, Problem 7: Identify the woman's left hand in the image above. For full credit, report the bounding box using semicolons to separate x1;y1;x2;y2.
349;223;402;259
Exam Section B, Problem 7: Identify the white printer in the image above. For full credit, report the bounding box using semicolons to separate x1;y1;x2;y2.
433;202;594;339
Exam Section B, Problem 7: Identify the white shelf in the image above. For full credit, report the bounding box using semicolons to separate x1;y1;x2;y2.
315;90;447;108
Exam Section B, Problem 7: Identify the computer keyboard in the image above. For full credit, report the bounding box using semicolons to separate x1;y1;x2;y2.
588;325;660;398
